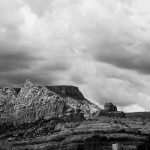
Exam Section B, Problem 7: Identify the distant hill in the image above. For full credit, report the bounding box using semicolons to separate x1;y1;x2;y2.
126;112;150;120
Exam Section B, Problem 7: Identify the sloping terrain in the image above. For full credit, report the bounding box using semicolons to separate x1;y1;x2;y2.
126;112;150;121
0;80;150;150
0;117;150;150
0;87;17;123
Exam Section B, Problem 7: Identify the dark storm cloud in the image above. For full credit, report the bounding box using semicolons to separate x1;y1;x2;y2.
95;46;150;75
0;51;35;72
0;40;41;71
0;53;64;87
41;61;71;72
70;74;86;85
0;71;57;87
0;45;43;86
0;40;71;86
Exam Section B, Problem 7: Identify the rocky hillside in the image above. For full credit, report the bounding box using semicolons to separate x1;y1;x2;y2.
46;85;85;100
0;87;17;123
0;117;150;150
14;85;85;100
100;102;126;118
126;112;150;121
0;79;101;124
0;80;150;150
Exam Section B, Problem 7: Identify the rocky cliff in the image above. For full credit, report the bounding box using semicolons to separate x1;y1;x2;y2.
0;80;149;150
14;80;68;124
13;85;85;100
0;87;17;123
0;79;100;124
46;85;85;100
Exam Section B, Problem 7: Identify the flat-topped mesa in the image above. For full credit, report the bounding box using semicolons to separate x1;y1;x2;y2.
13;85;85;100
0;79;100;124
46;85;85;100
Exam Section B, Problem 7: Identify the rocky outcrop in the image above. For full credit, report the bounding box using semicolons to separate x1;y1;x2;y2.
14;79;68;124
104;102;117;112
0;81;149;150
46;85;85;100
13;85;85;100
99;110;126;118
0;79;100;124
0;87;17;124
99;103;126;118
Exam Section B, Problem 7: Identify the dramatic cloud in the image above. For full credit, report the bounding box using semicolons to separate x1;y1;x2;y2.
1;0;150;112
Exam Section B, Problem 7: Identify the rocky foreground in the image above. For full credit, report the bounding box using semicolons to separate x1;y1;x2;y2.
0;117;150;150
0;80;150;150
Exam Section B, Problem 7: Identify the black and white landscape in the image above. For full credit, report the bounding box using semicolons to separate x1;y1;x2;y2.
0;80;150;150
0;0;150;149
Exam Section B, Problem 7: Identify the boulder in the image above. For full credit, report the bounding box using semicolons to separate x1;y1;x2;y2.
104;102;117;112
99;103;125;118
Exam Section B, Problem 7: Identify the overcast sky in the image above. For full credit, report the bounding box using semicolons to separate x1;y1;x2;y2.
1;0;150;112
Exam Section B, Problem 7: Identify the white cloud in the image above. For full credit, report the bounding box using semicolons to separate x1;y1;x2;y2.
0;0;150;112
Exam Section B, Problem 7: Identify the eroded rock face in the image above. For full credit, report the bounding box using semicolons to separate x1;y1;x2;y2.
64;97;100;118
14;80;68;124
0;87;17;124
13;85;85;100
104;102;117;112
0;79;101;124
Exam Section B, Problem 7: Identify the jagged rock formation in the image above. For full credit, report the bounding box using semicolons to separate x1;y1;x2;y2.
14;85;85;100
104;102;117;112
46;85;85;100
14;80;68;124
0;87;17;123
0;79;101;124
